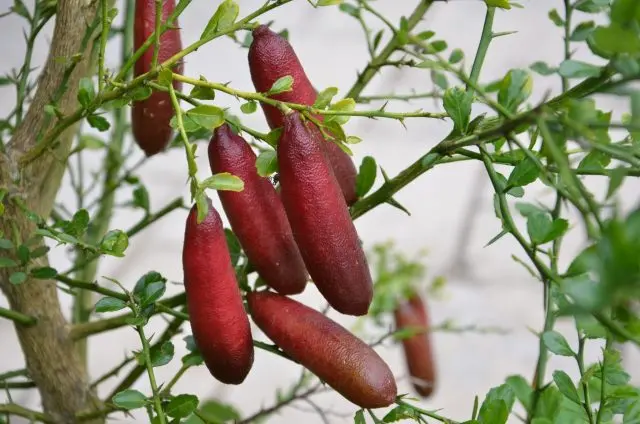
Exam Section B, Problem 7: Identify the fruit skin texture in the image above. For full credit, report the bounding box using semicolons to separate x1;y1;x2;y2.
208;124;307;295
248;291;397;408
132;0;183;156
394;293;436;398
248;25;358;205
182;199;254;384
278;112;373;316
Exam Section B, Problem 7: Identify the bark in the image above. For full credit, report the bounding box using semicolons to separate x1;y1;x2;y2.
0;0;103;422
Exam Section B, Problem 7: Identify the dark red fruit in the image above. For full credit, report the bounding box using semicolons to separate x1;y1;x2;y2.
248;25;358;205
394;293;436;398
278;112;372;316
182;199;254;384
132;0;183;156
208;124;307;295
248;291;397;408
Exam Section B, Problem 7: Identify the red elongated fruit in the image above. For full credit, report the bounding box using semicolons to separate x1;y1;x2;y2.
208;124;308;295
182;199;254;384
248;25;358;205
278;112;373;315
248;291;397;408
394;293;436;398
132;0;183;156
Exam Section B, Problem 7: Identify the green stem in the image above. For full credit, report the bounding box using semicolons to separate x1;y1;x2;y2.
15;3;44;126
135;315;166;424
576;338;596;424
562;0;572;93
0;369;28;381
0;306;37;326
159;363;189;395
0;404;53;423
468;6;495;88
98;0;109;91
345;0;434;99
395;400;459;424
151;0;162;69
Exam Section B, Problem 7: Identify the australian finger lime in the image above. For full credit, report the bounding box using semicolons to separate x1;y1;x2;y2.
248;291;397;408
394;292;436;398
208;124;308;295
182;198;254;384
132;0;183;156
278;112;373;316
248;25;358;205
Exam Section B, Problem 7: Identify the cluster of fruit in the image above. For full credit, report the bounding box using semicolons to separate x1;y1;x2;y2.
131;0;435;408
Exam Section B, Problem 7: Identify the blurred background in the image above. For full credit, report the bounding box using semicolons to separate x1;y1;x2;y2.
1;0;639;422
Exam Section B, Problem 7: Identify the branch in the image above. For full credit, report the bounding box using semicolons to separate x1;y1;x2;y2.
0;0;104;421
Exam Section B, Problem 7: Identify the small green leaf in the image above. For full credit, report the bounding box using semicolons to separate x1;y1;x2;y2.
133;271;166;307
30;266;57;279
485;0;511;8
77;77;95;108
100;230;129;257
267;75;293;95
382;404;420;422
95;297;127;313
157;68;173;87
570;21;596;41
166;394;199;418
0;257;18;268
79;135;105;150
87;114;110;131
224;229;242;267
201;172;244;192
185;105;225;130
70;209;90;237
240;101;257;114
327;98;356;125
264;127;282;148
195;400;241;422
527;212;552;245
182;351;204;366
195;193;209;224
553;371;580;404
355;156;377;198
558;60;602;78
354;409;366;424
129;86;152;101
313;87;339;109
189;78;215;100
505;375;532;413
132;186;150;212
255;150;278;177
449;48;464;64
498;69;533;113
112;389;147;410
589;25;640;57
542;331;575;356
201;0;239;40
0;239;13;249
150;341;174;367
443;87;472;134
507;157;540;187
548;9;564;26
530;61;557;76
9;271;27;285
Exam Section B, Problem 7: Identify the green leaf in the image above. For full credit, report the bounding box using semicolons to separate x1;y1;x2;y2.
129;86;152;101
449;48;464;64
527;212;552;244
201;0;239;40
190;79;216;100
498;69;532;112
11;0;30;19
382;404;420;422
356;156;377;198
339;3;359;17
185;105;225;130
327;98;356;125
201;172;244;192
548;9;564;26
505;375;532;412
166;394;199;418
480;384;516;419
542;331;575;356
94;297;127;313
558;60;602;78
530;61;557;76
16;245;29;263
267;75;293;95
30;266;58;279
443;87;472;134
553;371;580;403
133;271;166;307
570;21;596;41
431;70;448;90
70;209;90;237
0;239;13;249
485;0;511;8
150;341;174;367
195;193;209;224
589;25;640;57
79;135;105;150
100;230;129;257
0;257;18;268
354;409;366;424
194;400;241;422
607;167;628;199
264;127;282;148
255;150;278;177
478;400;509;424
77;77;95;108
507;157;539;187
132;185;150;212
317;0;342;5
240;101;257;114
87;114;110;131
224;229;242;267
314;87;339;109
112;389;147;410
182;351;204;366
9;272;27;285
